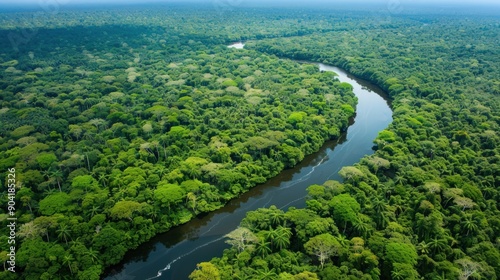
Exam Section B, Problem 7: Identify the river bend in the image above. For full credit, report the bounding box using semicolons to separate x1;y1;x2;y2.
104;58;392;280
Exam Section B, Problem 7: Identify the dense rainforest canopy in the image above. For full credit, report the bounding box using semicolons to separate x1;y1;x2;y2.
0;4;359;280
0;2;499;280
195;7;500;280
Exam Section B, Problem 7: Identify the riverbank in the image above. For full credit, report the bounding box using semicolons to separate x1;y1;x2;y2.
104;58;392;280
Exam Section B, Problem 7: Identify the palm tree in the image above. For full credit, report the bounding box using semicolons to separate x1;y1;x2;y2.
70;237;84;249
89;205;101;219
352;218;371;238
51;169;64;192
254;267;277;280
62;254;74;275
277;226;292;239
57;224;71;244
375;211;389;229
273;226;291;250
270;150;283;161
255;239;272;258
393;172;407;187
85;248;100;264
254;218;271;231
428;237;448;255
336;234;350;250
417;241;430;255
43;188;58;197
149;207;159;222
269;210;284;227
391;269;405;280
462;215;479;236
371;196;386;215
98;174;109;188
43;168;63;192
264;228;279;249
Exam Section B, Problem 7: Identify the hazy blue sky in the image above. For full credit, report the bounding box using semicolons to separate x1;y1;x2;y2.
1;0;499;13
3;0;500;4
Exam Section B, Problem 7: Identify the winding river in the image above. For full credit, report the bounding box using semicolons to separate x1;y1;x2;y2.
104;46;392;280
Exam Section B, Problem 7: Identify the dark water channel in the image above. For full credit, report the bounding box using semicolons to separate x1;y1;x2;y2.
104;61;392;280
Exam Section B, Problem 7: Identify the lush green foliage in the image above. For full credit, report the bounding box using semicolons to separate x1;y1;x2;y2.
0;5;357;279
0;3;499;279
199;7;500;280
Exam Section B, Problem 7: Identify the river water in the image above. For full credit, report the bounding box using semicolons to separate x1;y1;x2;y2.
104;47;392;280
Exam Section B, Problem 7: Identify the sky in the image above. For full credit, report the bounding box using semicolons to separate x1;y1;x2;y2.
1;0;498;14
2;0;500;5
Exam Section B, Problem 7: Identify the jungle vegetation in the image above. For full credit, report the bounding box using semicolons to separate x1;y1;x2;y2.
0;4;359;280
0;3;498;280
195;7;500;280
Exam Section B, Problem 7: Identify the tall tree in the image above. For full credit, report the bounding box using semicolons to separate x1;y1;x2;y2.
225;227;259;253
57;224;71;244
304;233;341;268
